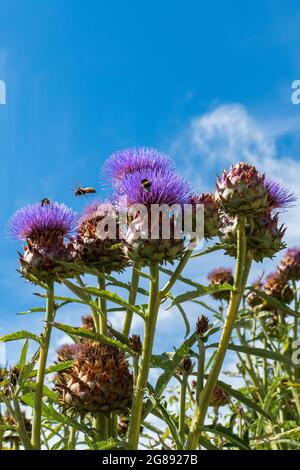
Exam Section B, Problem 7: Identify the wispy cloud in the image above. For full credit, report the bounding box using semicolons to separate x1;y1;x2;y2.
173;103;300;245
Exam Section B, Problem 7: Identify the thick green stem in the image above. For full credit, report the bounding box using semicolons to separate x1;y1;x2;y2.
31;280;55;449
186;217;249;449
179;375;188;442
92;275;109;442
67;427;76;450
93;413;108;442
127;263;160;450
122;264;140;337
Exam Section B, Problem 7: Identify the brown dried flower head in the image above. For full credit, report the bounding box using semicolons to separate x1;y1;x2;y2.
56;339;133;416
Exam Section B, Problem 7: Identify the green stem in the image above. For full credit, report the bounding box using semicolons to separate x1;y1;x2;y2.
31;280;55;449
93;413;108;442
98;276;107;335
196;340;205;404
127;263;160;450
159;246;194;300
92;275;109;442
186;216;249;449
122;264;140;337
67;427;76;450
179;375;188;442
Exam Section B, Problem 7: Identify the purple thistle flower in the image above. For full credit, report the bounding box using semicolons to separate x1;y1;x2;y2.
103;147;176;184
113;168;192;207
264;177;296;211
8;202;78;241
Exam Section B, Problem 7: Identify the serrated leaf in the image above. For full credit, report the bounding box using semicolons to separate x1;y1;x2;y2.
50;322;133;354
0;330;42;344
207;342;300;369
169;284;234;308
19;340;29;367
83;287;142;315
17;307;45;315
191;243;228;259
29;360;74;378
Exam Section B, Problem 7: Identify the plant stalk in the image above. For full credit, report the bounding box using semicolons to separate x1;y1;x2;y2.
31;280;55;449
123;264;140;337
186;216;249;449
127;263;160;450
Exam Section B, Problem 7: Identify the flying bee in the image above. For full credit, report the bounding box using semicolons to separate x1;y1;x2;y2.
74;186;96;197
141;179;152;193
40;198;51;207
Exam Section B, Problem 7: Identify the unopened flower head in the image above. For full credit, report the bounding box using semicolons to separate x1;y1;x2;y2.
216;162;268;215
264;271;293;304
209;385;230;407
81;315;96;332
72;200;128;273
103;146;176;184
278;247;300;281
190;192;220;239
221;212;286;262
208;267;234;301
196;315;209;337
247;280;264;308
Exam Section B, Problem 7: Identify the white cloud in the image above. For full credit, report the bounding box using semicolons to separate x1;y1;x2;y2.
174;103;300;245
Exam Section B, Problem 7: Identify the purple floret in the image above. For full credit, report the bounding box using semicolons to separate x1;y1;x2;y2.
9;202;79;241
103;147;176;184
113;168;192;207
264;177;296;211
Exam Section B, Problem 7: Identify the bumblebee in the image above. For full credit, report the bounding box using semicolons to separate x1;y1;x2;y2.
40;198;51;206
141;179;152;192
74;187;96;197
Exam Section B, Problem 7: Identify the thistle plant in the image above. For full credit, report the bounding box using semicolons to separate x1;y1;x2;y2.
1;150;299;451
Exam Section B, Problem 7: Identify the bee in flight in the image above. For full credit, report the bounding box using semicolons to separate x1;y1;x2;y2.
141;179;152;193
40;198;51;206
74;186;96;197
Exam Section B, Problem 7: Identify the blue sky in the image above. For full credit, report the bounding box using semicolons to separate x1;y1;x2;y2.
1;0;300;368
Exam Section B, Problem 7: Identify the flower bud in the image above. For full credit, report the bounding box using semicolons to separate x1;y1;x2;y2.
196;315;209;337
56;340;133;415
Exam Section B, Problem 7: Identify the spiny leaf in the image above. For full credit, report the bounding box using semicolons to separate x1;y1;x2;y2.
169;284;234;308
50;322;133;354
206;342;300;369
0;330;42;345
83;287;142;315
